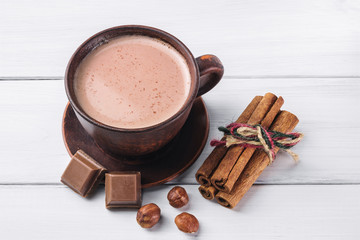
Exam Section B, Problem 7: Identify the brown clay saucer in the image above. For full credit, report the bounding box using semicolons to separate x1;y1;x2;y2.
62;97;209;188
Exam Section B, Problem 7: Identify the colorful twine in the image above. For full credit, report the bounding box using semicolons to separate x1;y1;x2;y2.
210;123;304;164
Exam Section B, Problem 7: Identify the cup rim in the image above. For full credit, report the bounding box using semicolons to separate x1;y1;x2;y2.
65;25;199;133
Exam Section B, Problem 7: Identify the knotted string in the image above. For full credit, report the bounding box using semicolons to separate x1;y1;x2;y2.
210;123;304;165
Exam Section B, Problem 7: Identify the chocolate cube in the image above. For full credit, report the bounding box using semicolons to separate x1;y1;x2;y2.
61;150;106;197
105;172;142;208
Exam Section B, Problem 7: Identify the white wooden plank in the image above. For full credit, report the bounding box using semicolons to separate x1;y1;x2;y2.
0;78;358;184
1;0;360;77
0;185;358;239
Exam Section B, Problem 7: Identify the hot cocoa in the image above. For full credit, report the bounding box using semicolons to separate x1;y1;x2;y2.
74;35;191;129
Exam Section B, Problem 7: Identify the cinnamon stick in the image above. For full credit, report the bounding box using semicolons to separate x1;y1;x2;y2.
210;93;278;191
198;185;218;200
195;96;263;186
217;96;284;193
215;111;299;209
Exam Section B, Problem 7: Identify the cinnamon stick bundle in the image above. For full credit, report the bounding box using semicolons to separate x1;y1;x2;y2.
198;185;218;200
215;111;299;208
216;96;284;193
195;96;262;186
211;93;282;192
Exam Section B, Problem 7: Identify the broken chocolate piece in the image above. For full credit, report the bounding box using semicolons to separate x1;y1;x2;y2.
105;172;142;208
61;150;106;197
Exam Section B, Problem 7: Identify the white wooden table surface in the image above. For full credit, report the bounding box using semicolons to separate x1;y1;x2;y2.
1;1;360;239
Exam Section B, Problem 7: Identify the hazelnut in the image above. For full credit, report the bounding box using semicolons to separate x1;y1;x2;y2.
136;203;161;228
167;186;189;208
174;212;199;233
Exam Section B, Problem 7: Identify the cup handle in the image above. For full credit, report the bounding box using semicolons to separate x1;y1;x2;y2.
195;54;224;97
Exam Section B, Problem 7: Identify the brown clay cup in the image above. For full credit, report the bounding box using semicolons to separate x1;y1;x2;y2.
65;25;223;157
